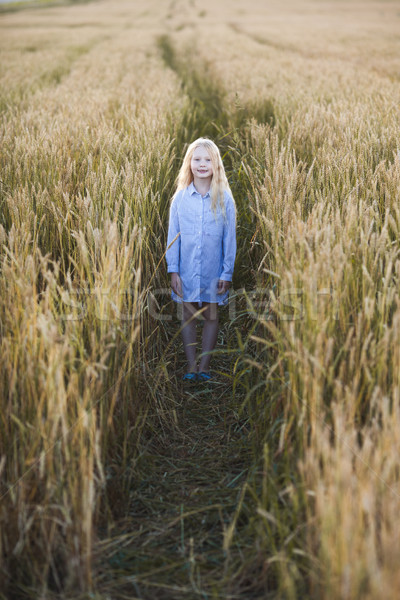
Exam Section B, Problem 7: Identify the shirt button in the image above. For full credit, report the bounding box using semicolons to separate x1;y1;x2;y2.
198;245;200;249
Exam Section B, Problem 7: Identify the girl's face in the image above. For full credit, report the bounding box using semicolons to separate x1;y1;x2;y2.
190;145;213;181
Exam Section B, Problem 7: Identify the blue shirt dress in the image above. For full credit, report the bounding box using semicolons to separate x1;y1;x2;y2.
166;182;236;305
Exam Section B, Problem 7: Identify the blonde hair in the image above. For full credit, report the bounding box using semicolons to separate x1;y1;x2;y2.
173;137;233;214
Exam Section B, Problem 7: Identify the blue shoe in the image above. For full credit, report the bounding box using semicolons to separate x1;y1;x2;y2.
182;372;197;382
197;372;212;382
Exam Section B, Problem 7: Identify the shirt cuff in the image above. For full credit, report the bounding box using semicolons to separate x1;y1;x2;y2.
219;274;232;282
167;266;179;273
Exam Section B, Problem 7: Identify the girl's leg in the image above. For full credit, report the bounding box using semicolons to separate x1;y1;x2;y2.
198;302;219;373
182;302;199;373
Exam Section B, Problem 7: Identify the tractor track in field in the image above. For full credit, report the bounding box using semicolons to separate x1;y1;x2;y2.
99;378;262;599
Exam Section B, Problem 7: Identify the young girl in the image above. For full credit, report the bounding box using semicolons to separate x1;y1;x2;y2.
166;138;236;382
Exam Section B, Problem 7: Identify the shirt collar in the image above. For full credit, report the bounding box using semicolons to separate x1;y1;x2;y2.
189;181;210;198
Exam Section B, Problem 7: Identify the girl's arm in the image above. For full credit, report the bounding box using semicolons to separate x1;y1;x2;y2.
166;196;181;275
220;194;237;282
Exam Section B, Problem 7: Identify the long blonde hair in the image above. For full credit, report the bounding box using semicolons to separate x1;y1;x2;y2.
173;138;233;214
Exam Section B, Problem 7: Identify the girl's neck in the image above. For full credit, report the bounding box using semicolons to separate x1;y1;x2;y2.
192;176;212;197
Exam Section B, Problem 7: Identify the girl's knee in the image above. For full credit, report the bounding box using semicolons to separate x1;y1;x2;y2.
182;302;198;321
203;302;218;321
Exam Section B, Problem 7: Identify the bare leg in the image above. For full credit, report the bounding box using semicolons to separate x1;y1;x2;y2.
198;302;219;373
182;302;199;373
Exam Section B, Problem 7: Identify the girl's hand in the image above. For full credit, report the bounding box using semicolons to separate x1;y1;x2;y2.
217;280;230;294
171;272;183;297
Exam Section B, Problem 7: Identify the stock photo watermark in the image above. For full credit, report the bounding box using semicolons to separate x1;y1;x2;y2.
57;284;340;322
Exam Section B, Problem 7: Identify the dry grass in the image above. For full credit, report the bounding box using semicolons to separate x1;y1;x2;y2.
1;0;400;598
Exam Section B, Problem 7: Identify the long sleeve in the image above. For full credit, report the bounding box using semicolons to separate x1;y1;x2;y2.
166;196;181;273
220;195;236;282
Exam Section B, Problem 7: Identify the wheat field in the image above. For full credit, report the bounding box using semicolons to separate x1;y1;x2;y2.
1;0;400;598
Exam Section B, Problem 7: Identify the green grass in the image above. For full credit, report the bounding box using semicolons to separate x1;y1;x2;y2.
0;0;94;13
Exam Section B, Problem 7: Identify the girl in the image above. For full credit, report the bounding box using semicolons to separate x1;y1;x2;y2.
166;138;236;382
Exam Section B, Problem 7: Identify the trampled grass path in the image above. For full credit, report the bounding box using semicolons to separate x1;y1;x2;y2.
99;376;255;599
